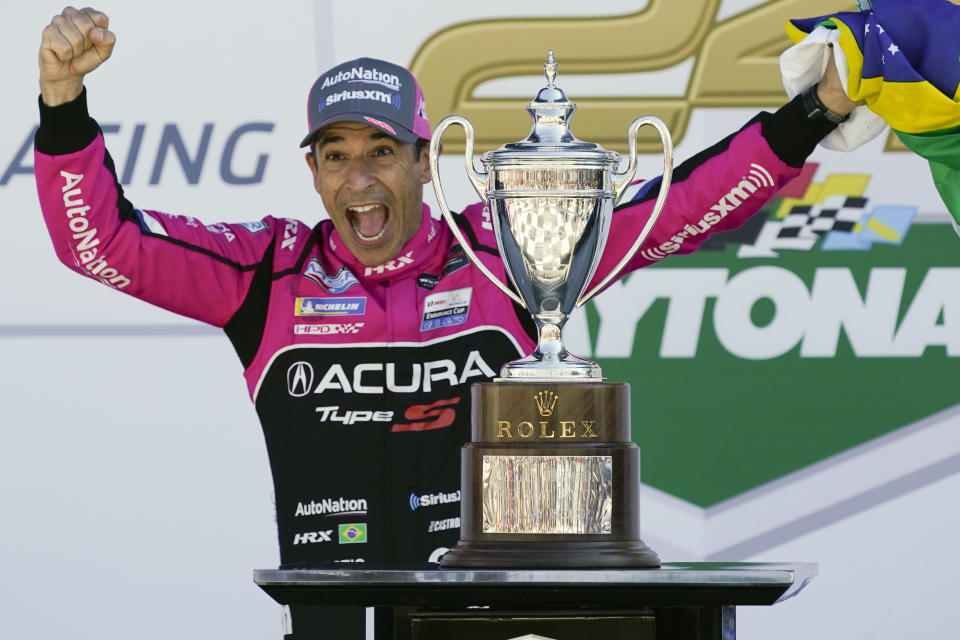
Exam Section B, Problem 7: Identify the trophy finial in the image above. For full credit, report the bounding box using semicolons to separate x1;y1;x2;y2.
524;50;577;145
544;50;557;86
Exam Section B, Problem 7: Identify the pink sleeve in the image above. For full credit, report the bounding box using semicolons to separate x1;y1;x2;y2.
35;133;289;327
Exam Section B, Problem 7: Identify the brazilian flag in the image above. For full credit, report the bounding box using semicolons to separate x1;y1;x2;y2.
788;0;960;227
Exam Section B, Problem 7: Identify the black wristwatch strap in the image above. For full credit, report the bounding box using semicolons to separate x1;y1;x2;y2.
800;82;849;125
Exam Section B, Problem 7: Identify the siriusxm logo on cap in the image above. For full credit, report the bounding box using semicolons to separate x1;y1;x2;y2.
321;89;402;111
320;66;401;91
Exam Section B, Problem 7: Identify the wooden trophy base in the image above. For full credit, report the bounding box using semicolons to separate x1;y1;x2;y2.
441;381;660;568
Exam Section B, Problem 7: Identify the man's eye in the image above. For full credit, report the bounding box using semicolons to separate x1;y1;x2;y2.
324;152;345;162
373;147;395;157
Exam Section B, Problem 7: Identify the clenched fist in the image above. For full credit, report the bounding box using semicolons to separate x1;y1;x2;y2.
39;6;115;106
818;50;860;118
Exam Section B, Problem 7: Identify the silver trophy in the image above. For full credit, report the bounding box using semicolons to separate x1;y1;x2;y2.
429;51;673;380
432;52;673;567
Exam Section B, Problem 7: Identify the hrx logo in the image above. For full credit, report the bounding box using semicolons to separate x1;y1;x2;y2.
293;530;333;545
365;251;414;276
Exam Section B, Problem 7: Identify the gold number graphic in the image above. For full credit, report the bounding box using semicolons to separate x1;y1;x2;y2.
692;0;822;105
408;0;890;154
410;0;718;153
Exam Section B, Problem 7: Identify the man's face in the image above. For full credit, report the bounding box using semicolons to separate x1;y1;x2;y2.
306;122;431;267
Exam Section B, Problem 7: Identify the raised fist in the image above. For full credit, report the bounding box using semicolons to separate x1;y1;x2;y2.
817;51;860;118
39;6;115;106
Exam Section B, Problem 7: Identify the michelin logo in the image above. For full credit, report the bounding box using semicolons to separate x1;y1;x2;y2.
295;297;366;317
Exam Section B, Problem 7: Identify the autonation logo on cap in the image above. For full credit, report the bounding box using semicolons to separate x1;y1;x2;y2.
320;66;401;91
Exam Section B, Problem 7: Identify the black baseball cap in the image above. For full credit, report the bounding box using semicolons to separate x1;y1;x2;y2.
300;57;431;148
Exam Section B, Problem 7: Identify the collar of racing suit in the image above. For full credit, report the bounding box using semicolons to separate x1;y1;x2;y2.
327;204;447;284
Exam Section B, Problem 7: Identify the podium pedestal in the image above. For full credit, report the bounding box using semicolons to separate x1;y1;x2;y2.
254;562;816;639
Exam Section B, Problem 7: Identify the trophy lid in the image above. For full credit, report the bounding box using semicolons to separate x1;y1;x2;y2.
482;51;621;164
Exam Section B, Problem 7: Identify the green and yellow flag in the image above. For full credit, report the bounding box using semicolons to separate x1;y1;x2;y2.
788;0;960;227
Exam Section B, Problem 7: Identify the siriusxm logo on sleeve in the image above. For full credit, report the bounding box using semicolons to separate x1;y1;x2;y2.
295;297;366;317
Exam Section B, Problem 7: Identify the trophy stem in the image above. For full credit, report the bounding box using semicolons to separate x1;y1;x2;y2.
498;316;602;380
535;321;566;362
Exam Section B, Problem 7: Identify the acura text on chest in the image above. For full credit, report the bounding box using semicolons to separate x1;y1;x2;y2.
285;351;495;397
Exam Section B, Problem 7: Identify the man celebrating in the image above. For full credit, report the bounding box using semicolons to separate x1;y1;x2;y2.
35;6;857;638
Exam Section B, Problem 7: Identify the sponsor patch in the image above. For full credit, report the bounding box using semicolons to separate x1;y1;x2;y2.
427;547;449;564
315;406;394;424
295;297;366;317
281;220;299;251
240;220;269;234
205;222;236;242
136;210;168;236
427;517;460;533
364;116;396;135
365;250;414;276
338;523;367;544
324;89;401;110
295;497;368;518
292;530;333;545
443;246;470;275
321;65;401;91
283;351;494;397
417;273;440;290
286;361;314;397
303;258;359;294
294;323;365;335
392;398;461;432
59;170;132;290
642;164;772;261
420;287;471;332
409;490;461;510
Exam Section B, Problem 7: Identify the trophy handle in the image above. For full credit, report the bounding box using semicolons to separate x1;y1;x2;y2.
576;115;674;307
430;116;525;307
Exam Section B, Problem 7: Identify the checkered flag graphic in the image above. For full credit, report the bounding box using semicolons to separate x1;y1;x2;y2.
777;195;868;240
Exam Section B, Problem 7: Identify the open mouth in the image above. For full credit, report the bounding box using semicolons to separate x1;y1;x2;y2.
345;203;391;244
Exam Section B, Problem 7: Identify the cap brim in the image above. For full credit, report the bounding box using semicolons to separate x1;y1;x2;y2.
299;113;419;148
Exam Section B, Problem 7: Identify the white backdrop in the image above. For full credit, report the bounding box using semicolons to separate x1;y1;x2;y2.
2;2;957;639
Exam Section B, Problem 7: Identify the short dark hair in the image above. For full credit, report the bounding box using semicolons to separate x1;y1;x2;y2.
414;138;429;161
